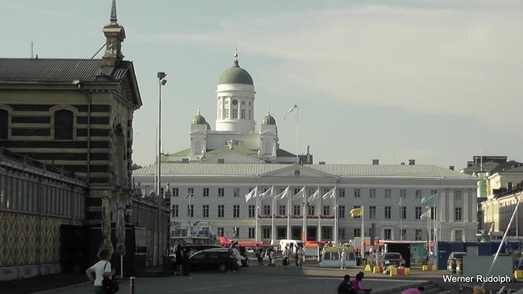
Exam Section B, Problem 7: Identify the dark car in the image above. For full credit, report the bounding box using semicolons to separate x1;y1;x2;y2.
170;244;224;262
381;252;405;267
447;252;467;271
188;248;232;273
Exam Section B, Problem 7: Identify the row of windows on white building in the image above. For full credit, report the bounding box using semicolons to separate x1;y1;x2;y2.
150;186;466;200
171;204;468;221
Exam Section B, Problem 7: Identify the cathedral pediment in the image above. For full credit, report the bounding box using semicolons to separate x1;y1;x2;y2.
259;164;338;179
200;149;265;163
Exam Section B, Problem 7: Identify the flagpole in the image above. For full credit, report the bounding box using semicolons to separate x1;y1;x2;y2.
316;185;320;241
287;188;291;239
296;104;299;164
317;188;321;241
361;205;365;253
302;190;307;242
255;187;259;241
272;193;276;242
334;187;338;244
400;201;403;241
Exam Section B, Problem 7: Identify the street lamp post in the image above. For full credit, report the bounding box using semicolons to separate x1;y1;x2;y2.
185;193;195;235
156;72;167;266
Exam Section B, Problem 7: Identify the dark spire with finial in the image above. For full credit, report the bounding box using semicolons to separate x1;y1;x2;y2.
110;0;118;25
234;46;239;67
102;0;126;67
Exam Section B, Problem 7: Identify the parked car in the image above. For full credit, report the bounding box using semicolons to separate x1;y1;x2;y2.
169;244;224;263
381;252;405;267
188;248;232;273
447;252;467;271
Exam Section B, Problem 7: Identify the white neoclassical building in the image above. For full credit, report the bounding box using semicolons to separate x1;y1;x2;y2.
133;163;479;243
132;51;479;245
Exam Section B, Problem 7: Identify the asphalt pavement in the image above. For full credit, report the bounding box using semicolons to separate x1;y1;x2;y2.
30;265;431;294
4;264;522;294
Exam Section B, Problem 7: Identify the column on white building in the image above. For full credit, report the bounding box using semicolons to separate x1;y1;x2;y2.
448;189;455;240
464;189;470;223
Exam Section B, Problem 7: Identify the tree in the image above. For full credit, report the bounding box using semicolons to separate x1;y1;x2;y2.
130;163;142;171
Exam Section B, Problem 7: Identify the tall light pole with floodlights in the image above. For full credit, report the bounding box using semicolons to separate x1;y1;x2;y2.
156;72;167;266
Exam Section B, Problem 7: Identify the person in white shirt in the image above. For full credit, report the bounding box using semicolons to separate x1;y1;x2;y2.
86;248;116;294
340;250;347;269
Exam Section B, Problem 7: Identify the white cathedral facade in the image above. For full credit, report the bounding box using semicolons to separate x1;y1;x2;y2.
163;52;308;165
132;52;479;248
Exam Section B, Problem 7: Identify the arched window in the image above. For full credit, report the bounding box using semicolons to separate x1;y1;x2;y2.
194;141;202;154
264;141;272;155
54;110;73;140
0;109;8;140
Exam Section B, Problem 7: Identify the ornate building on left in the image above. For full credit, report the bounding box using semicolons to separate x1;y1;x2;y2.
0;1;169;281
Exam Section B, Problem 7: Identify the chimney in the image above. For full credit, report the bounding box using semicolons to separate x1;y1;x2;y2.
218;158;225;164
372;159;379;165
319;161;326;165
409;159;415;165
449;166;455;171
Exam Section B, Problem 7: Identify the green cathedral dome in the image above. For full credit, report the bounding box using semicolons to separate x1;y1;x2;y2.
218;58;254;85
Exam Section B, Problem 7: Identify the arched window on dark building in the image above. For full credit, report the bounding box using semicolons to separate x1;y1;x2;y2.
54;110;73;140
0;109;8;140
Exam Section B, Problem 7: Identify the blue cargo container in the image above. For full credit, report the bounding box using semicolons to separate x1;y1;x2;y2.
478;242;491;256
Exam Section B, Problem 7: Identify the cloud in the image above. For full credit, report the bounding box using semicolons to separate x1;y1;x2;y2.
134;3;523;130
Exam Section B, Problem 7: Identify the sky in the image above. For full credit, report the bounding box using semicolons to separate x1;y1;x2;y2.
1;0;522;170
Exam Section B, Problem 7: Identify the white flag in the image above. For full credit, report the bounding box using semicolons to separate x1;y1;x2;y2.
244;186;258;203
307;188;320;203
321;187;336;199
292;187;306;200
259;186;274;200
283;104;298;120
420;209;431;220
399;197;403;207
274;186;290;200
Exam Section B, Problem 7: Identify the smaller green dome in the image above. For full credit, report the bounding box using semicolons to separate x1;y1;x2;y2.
262;111;276;125
205;122;211;130
192;110;207;125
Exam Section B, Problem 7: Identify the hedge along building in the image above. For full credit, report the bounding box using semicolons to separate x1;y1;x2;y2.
0;0;144;273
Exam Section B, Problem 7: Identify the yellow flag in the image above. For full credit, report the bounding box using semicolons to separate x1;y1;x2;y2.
350;207;363;218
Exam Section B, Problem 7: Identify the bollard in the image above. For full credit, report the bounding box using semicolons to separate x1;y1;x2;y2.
129;276;135;294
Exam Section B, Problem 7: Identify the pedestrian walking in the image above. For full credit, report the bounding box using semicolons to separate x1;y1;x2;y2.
340;249;347;269
85;249;116;294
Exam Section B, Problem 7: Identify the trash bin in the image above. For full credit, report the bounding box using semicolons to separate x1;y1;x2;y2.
162;256;174;276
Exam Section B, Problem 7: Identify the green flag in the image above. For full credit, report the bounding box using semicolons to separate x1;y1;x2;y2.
421;193;436;205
